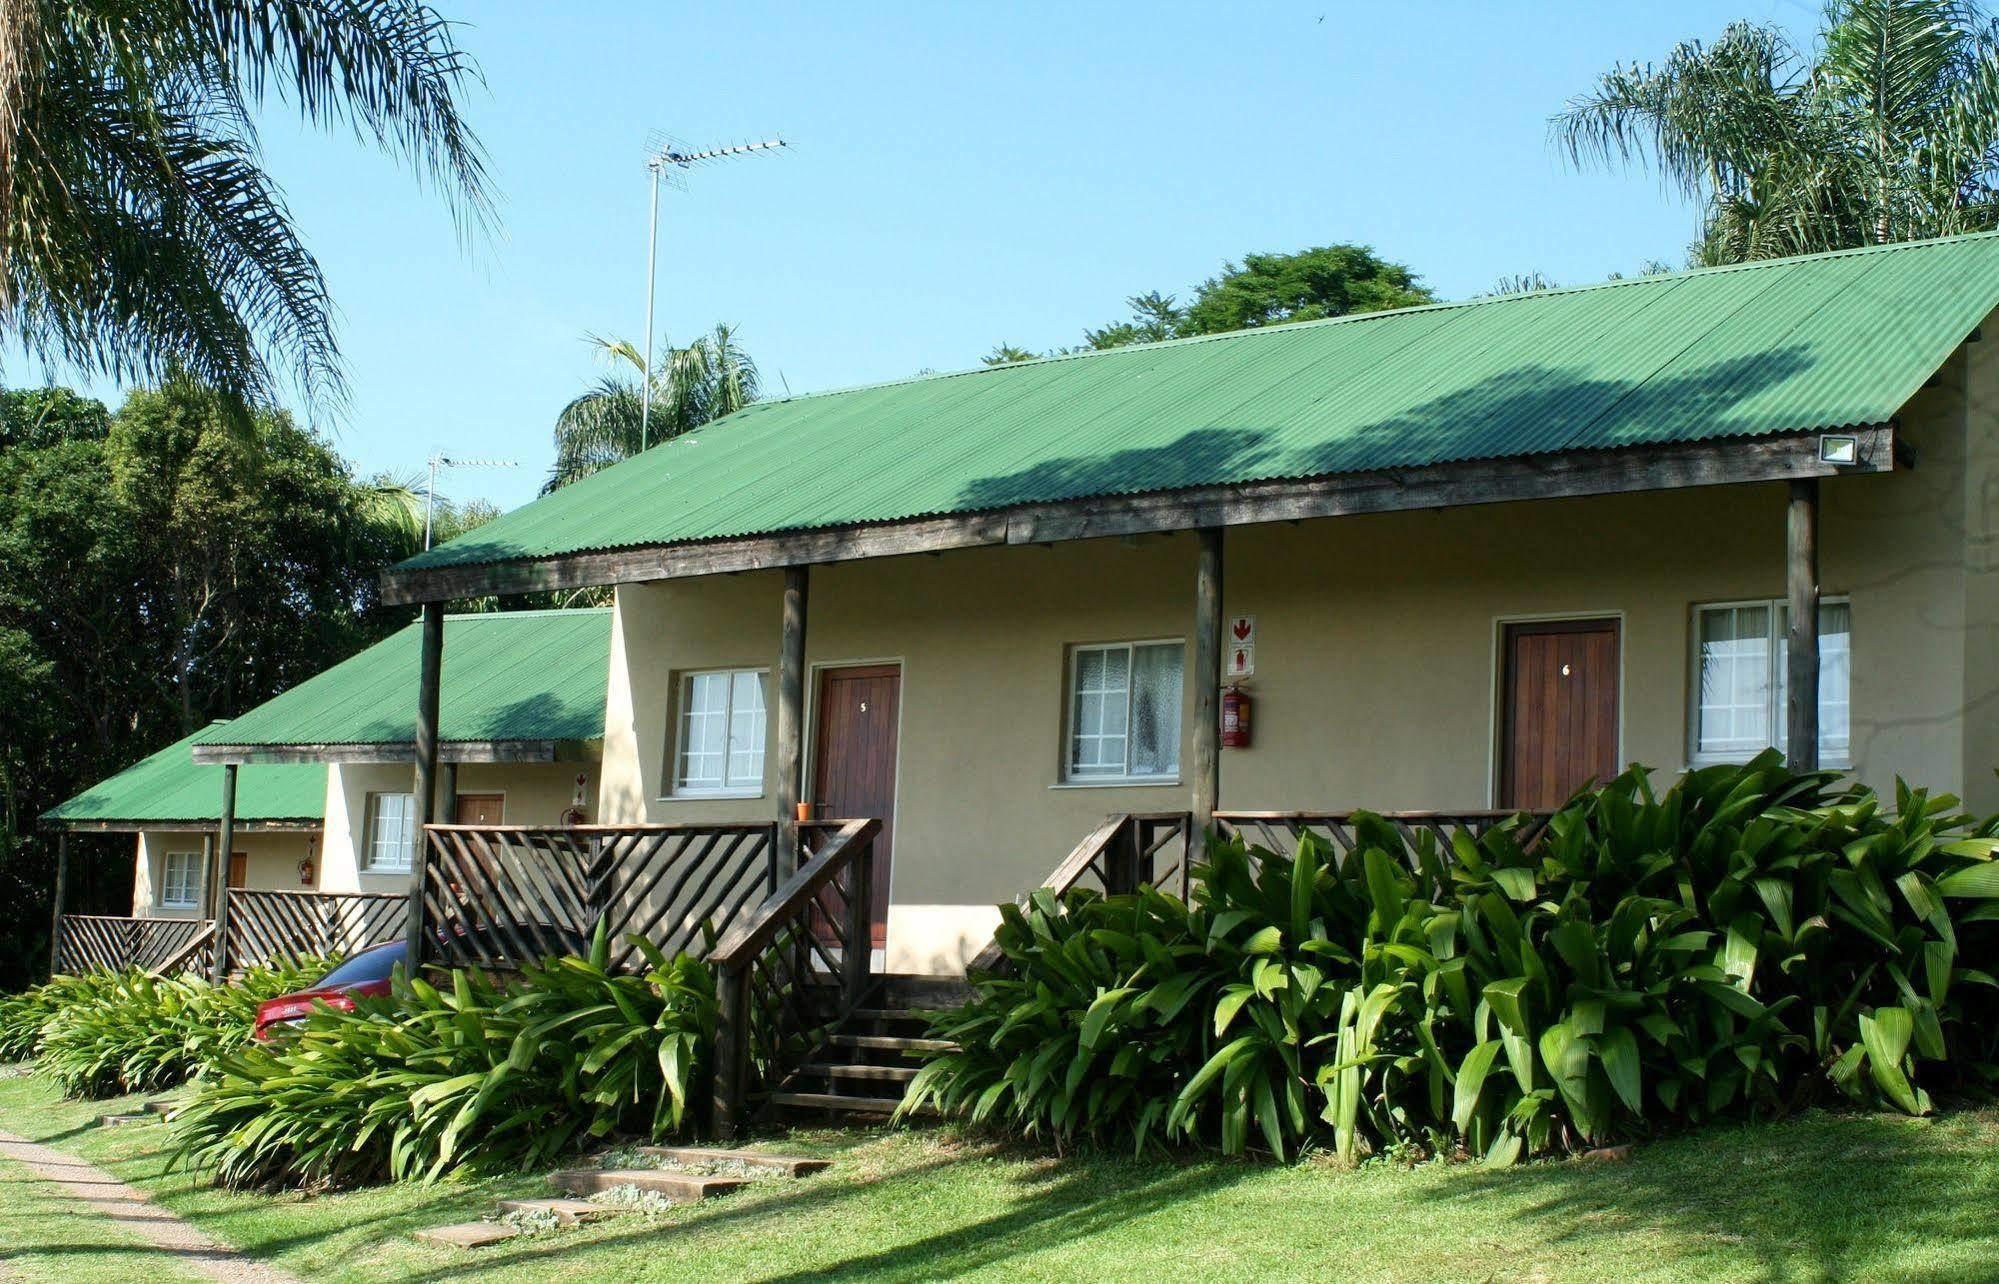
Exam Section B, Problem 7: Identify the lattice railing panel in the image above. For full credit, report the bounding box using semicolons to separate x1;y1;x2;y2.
422;823;781;972
55;915;212;975
222;890;408;972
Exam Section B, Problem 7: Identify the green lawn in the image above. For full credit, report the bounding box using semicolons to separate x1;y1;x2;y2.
0;1073;1994;1281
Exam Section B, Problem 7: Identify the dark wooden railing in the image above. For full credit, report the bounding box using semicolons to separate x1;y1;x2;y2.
55;915;213;976
1213;809;1555;862
967;812;1193;974
708;818;880;1138
220;890;408;973
420;822;782;972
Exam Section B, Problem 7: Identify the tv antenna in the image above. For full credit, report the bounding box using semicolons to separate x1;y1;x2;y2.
424;453;518;550
640;134;787;450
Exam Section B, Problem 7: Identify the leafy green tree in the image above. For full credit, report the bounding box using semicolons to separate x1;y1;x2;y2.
1555;0;1999;264
1179;245;1434;333
546;326;760;492
0;380;427;987
1082;292;1186;350
0;0;490;409
982;343;1040;366
1005;246;1434;360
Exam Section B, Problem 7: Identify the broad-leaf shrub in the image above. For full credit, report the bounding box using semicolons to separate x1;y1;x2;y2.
21;961;326;1098
905;754;1999;1161
170;929;717;1188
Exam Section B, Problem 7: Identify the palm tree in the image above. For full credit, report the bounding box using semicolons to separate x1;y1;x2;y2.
545;325;760;492
0;1;490;412
1554;0;1999;264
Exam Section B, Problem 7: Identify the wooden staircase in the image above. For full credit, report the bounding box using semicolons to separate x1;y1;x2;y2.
769;975;970;1120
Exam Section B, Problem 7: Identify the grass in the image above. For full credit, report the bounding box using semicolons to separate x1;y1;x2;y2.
0;1071;1994;1281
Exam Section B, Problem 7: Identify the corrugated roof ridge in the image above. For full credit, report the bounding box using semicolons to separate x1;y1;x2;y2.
716;230;1999;413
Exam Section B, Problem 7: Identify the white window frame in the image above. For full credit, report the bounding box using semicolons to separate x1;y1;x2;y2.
362;791;416;873
159;850;202;908
670;668;769;798
1061;638;1185;786
1688;596;1852;769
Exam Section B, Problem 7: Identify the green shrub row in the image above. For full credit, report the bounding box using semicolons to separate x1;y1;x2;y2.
904;754;1999;1162
0;961;327;1098
169;927;717;1189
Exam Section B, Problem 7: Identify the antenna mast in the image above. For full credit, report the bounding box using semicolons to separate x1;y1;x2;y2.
641;135;786;451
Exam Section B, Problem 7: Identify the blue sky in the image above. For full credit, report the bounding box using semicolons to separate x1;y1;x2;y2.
11;0;1825;510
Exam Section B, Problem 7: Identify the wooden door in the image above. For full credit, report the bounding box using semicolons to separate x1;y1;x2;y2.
811;664;899;948
453;793;505;825
227;851;248;889
1501;619;1620;810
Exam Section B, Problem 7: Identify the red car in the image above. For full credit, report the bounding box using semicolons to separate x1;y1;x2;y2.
252;941;405;1040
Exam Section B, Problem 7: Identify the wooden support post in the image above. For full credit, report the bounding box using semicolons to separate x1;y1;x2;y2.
49;832;70;975
841;839;874;1012
1191;527;1224;835
712;967;748;1140
1786;479;1820;772
774;566;810;865
440;762;458;824
406;602;445;970
211;763;238;982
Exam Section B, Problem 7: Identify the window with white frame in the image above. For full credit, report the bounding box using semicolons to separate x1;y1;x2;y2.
1692;599;1851;766
1066;640;1184;782
674;669;767;794
363;792;416;872
159;851;201;908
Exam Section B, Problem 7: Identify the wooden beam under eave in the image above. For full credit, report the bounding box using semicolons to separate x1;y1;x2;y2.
191;740;565;766
378;427;1898;606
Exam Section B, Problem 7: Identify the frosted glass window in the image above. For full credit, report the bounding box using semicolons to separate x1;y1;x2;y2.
1694;600;1851;765
1068;642;1183;780
676;669;766;793
364;793;415;871
160;851;202;908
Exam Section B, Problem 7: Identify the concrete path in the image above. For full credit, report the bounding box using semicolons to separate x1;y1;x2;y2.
0;1129;298;1283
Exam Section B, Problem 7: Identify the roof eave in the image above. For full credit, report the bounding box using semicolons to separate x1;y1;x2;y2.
380;426;1898;607
190;739;597;766
40;817;324;834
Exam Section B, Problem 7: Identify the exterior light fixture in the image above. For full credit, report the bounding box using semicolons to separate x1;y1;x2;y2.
1818;434;1860;466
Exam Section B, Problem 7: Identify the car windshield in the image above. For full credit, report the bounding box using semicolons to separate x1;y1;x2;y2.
309;943;404;988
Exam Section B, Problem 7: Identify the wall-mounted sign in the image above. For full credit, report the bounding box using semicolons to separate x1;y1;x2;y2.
1227;615;1255;676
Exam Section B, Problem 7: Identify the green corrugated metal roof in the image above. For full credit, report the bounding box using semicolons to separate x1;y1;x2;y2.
403;232;1999;573
189;609;611;748
43;731;325;826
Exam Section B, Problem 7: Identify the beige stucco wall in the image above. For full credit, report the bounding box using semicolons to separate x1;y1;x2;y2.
318;758;599;896
130;829;320;918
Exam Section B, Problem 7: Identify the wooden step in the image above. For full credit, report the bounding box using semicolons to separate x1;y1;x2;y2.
829;1033;955;1054
96;1113;150;1127
814;1062;918;1083
551;1168;747;1202
630;1145;830;1177
143;1100;176;1116
495;1197;613;1225
768;1090;904;1115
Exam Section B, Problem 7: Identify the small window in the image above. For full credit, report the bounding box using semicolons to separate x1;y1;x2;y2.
1066;641;1184;782
159;851;202;908
363;792;416;872
1692;599;1851;766
674;669;767;794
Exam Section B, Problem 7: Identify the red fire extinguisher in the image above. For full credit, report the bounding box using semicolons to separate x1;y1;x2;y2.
1221;684;1251;748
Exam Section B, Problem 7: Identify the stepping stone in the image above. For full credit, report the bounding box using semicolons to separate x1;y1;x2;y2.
495;1197;612;1225
551;1168;746;1203
631;1145;832;1177
142;1100;176;1116
95;1113;150;1127
415;1222;520;1248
